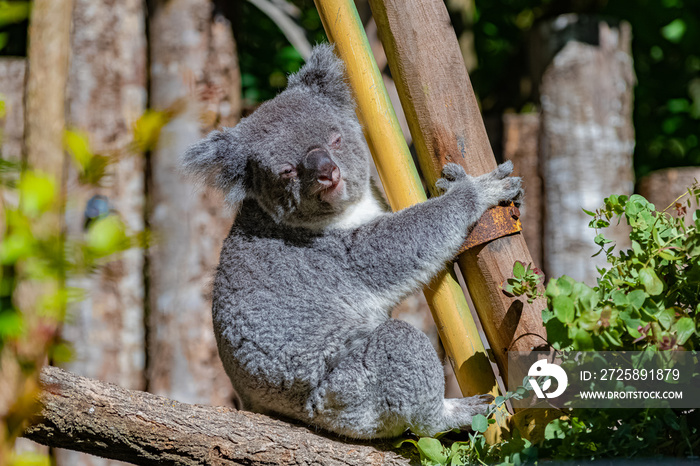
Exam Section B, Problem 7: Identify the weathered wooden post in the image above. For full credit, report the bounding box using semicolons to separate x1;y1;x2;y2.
147;0;240;406
58;2;148;464
314;0;499;397
638;167;700;224
16;0;74;458
532;16;635;284
365;0;548;382
503;113;543;269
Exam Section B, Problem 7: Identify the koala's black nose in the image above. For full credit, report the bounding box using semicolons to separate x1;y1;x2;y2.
304;148;340;187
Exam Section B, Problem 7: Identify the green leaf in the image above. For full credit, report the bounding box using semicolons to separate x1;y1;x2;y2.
571;327;594;350
471;414;489;433
134;109;170;152
582;208;596;216
553;295;575;323
392;437;418;449
661;19;687;43
594;233;612;246
0;2;32;28
48;342;74;363
572;282;597;310
64;130;93;171
631;240;644;256
545;280;561;298
86;215;129;257
546;317;572;349
620;310;642;337
639;267;664;295
18;171;56;216
673;317;695;345
0;229;33;264
557;276;574;295
513;260;525;279
0;310;24;338
544;419;566;440
611;289;628;307
658;308;676;330
657;250;678;261
652;227;666;247
541;308;555;324
602;330;623;348
417;437;448;464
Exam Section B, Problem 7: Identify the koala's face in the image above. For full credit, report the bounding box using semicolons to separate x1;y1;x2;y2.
183;44;372;229
236;91;370;227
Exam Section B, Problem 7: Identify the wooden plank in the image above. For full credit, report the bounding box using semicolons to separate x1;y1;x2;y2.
368;0;547;381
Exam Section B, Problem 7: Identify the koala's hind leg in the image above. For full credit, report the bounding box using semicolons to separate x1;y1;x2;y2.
310;319;492;439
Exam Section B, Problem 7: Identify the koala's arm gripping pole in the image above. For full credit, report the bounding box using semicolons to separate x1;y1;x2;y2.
314;0;499;398
366;0;548;377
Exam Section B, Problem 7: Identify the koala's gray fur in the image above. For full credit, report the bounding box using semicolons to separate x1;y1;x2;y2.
182;44;522;439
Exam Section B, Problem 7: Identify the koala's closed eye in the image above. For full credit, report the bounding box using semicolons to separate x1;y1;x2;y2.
329;133;342;149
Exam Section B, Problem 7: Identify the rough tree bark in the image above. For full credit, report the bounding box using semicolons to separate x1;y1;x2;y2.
23;0;73;175
59;1;148;464
637;167;700;224
12;0;73;458
533;16;635;284
23;366;415;466
64;0;147;395
502;113;543;269
0;58;25;231
0;58;25;162
147;0;240;406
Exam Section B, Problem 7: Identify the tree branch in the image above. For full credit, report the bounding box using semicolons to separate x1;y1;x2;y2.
23;366;415;465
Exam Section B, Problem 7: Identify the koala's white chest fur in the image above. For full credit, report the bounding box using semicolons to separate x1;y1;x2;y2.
330;189;385;229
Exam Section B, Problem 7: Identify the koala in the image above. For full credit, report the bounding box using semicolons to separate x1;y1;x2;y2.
182;44;522;439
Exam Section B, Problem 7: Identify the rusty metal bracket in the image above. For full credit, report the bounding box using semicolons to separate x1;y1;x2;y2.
460;203;522;252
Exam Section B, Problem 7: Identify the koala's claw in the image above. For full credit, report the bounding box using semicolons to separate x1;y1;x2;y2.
441;163;468;182
473;162;524;208
494;160;514;179
436;163;469;193
505;176;523;201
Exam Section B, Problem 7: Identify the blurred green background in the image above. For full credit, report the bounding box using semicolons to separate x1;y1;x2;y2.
227;0;700;180
2;0;698;178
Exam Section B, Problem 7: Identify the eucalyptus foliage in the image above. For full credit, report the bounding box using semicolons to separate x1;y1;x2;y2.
403;187;700;465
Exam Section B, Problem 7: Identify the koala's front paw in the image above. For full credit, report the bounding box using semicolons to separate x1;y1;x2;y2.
477;160;523;208
435;163;470;193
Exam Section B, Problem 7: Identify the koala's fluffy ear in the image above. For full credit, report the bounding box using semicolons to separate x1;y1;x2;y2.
181;128;247;205
287;43;353;109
